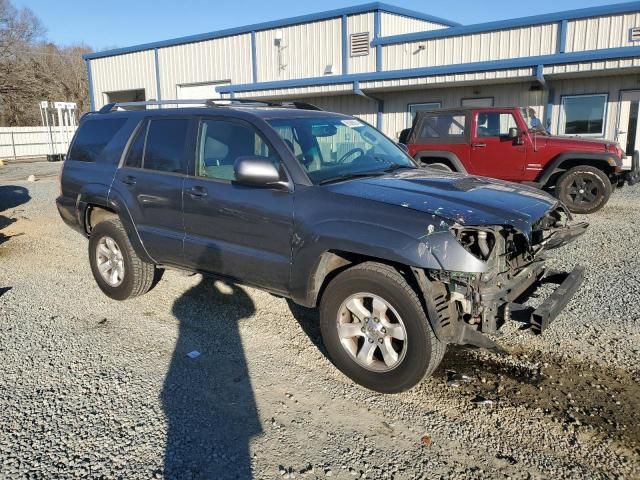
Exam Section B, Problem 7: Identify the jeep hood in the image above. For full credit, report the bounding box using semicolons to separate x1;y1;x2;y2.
540;134;612;150
323;169;560;239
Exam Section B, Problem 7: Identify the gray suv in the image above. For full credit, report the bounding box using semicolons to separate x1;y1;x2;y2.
57;99;587;393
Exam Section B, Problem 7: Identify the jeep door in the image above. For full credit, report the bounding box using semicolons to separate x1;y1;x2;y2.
113;117;194;266
181;117;294;293
469;110;527;180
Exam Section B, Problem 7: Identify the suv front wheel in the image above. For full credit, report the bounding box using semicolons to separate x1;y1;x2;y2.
319;262;445;393
88;219;158;300
555;166;612;214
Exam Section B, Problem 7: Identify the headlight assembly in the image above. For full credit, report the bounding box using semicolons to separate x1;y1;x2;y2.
451;227;496;261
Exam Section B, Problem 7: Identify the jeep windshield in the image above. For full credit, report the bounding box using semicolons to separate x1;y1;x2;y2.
268;117;416;184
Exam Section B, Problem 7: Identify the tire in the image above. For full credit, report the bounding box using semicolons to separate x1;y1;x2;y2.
319;262;445;393
426;162;453;172
88;219;157;300
555;166;612;214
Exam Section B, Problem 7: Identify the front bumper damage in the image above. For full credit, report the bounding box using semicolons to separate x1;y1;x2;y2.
416;208;588;351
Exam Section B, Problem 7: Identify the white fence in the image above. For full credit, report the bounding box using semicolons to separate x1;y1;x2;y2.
0;126;77;160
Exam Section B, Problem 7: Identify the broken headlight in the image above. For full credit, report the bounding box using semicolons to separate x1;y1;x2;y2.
451;227;496;261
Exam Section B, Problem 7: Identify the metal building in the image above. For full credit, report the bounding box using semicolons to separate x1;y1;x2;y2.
84;1;640;155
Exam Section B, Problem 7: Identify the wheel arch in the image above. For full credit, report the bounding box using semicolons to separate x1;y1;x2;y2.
537;153;617;188
81;190;155;264
413;150;467;173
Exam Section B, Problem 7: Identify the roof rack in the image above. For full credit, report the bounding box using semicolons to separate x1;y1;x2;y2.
97;98;323;113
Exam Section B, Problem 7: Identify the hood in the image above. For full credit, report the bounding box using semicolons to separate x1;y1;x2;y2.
323;170;560;238
541;134;613;150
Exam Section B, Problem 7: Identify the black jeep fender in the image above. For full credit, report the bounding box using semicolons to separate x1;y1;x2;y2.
77;184;155;264
536;152;620;187
412;150;468;173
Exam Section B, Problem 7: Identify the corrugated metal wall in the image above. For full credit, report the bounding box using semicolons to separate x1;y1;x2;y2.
380;13;448;36
347;13;375;74
158;35;252;99
90;50;157;109
382;23;558;70
546;74;639;140
566;13;640;52
379;83;546;138
255;18;342;81
300;95;377;126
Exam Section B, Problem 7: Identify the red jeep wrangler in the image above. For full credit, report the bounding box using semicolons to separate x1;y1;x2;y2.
400;107;639;214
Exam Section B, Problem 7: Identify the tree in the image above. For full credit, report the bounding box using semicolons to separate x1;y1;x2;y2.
0;0;92;126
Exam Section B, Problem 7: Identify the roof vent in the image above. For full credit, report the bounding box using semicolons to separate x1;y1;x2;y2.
350;32;370;57
631;27;640;42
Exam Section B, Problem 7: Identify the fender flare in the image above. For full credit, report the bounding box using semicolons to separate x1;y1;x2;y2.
412;150;468;173
77;186;155;264
536;152;619;186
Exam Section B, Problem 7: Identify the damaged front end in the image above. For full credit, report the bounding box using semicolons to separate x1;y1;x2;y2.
414;205;588;350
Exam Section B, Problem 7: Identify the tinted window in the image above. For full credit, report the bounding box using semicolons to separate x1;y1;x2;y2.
124;121;148;168
68;119;126;162
144;119;189;173
476;113;517;137
197;119;279;181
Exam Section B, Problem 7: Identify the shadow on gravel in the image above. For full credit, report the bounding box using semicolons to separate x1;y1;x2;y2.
0;185;30;247
286;300;326;354
164;276;261;479
437;345;640;447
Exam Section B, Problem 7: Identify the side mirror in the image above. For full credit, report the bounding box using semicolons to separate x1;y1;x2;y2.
234;156;282;187
508;127;520;139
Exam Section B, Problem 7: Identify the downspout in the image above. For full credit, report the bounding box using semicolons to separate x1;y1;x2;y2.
535;64;554;134
353;81;384;131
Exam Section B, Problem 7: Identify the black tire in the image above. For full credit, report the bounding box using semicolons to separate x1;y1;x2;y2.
555;166;612;214
319;262;445;393
426;162;453;172
88;219;157;300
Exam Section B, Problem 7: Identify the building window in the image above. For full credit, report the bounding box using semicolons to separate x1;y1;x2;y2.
560;94;607;136
461;97;494;107
407;102;441;127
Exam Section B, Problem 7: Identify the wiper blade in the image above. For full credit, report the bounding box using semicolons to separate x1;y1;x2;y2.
318;171;385;185
382;164;414;173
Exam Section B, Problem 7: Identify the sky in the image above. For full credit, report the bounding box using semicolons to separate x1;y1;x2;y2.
15;0;625;51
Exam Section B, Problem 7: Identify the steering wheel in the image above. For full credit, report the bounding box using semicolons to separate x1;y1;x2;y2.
337;147;365;164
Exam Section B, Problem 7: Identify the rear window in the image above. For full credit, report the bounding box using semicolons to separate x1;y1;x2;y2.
68;119;127;162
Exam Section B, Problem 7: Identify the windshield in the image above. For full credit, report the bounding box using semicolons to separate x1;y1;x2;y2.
520;107;548;134
268;116;416;184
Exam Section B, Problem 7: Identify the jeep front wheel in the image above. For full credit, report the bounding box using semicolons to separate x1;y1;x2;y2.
319;262;445;393
555;166;612;214
88;219;157;300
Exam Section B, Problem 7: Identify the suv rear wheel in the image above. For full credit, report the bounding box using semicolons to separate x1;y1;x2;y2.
555;166;612;214
89;219;157;300
319;262;445;393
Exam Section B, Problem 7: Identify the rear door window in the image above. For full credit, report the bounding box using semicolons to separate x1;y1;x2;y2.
124;121;148;169
143;118;190;174
68;118;127;162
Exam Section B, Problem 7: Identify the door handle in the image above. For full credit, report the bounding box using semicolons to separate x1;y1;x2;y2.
471;143;487;148
186;186;208;198
121;175;137;186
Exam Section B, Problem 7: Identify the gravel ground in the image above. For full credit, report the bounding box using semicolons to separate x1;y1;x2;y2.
0;161;639;479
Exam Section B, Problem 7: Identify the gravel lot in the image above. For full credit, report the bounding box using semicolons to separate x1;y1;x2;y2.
1;160;639;479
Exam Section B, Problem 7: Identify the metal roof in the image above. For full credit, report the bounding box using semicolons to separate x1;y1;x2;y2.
83;2;459;61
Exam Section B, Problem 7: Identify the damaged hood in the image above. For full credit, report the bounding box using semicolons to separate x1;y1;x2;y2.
323;169;560;238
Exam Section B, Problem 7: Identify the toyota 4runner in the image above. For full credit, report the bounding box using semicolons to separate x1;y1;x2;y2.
400;107;640;214
57;99;587;393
